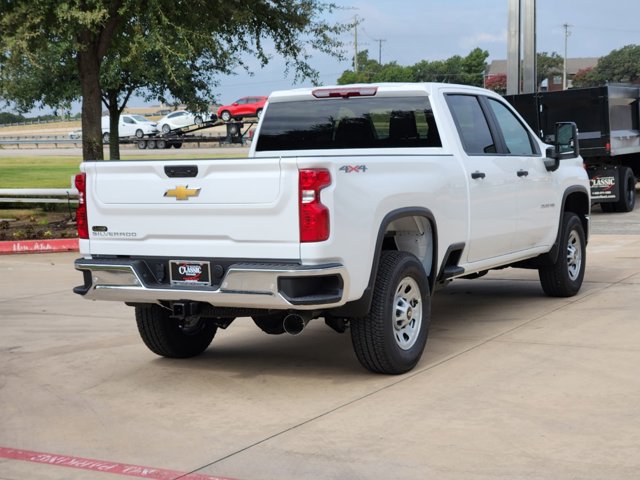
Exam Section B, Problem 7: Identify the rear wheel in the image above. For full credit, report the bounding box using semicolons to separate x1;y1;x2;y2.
147;139;157;149
172;142;183;149
256;108;263;119
156;139;167;149
194;115;203;126
538;212;586;297
350;251;431;374
137;140;147;149
102;132;110;143
135;305;217;358
614;166;636;212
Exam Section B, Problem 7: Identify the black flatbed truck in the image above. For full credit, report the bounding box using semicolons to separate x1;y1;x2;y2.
506;84;640;212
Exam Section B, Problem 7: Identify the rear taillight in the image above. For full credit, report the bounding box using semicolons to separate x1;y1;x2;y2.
299;168;331;242
74;173;88;239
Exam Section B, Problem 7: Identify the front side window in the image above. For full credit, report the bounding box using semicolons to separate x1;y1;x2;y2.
446;94;496;154
256;96;441;151
487;98;535;155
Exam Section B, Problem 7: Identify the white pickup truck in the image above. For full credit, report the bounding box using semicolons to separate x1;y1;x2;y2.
74;83;590;374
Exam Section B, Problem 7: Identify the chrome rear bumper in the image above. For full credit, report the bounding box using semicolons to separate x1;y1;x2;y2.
74;258;348;310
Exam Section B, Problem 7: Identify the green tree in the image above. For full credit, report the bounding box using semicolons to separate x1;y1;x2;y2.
0;1;346;161
536;51;563;88
590;44;640;84
337;50;382;84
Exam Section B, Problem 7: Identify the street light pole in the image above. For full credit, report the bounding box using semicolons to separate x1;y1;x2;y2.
562;23;572;90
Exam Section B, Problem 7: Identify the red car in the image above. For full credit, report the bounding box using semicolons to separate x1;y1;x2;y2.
217;96;268;122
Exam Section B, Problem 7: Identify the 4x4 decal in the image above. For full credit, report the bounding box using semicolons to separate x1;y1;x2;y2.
339;165;368;173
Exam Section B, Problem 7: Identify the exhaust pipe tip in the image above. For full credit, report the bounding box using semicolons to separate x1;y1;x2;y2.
282;314;308;335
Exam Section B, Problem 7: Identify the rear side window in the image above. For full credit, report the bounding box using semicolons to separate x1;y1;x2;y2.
446;94;496;154
256;97;441;151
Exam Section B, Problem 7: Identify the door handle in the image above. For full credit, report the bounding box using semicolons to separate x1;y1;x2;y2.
517;170;529;177
471;171;486;179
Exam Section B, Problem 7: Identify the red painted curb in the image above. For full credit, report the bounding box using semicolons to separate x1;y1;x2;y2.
0;238;79;255
0;446;235;480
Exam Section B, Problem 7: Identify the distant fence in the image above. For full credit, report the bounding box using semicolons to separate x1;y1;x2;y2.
0;117;77;128
0;188;79;204
0;137;81;148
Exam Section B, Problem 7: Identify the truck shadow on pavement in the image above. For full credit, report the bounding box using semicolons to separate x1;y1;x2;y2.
136;274;583;378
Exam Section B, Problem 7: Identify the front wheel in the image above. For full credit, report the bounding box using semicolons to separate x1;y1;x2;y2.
161;124;171;134
538;212;586;297
135;129;144;139
135;305;217;358
194;115;203;126
220;111;231;122
350;251;431;374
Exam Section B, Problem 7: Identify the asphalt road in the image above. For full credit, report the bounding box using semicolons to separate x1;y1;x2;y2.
1;209;640;480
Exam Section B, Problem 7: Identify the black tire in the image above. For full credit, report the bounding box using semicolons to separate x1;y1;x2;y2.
538;212;586;297
135;305;217;358
137;140;147;149
614;166;636;212
194;115;203;126
350;251;431;374
221;111;231;122
156;139;167;149
102;132;110;143
256;108;263;119
135;129;144;139
252;312;287;335
147;139;157;149
161;124;171;134
173;142;183;149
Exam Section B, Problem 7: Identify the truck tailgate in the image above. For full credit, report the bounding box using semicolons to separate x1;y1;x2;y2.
82;158;300;259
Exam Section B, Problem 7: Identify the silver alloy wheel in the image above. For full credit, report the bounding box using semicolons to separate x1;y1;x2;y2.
393;277;423;350
566;230;582;281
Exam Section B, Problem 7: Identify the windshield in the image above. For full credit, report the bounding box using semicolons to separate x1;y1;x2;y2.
256;96;441;151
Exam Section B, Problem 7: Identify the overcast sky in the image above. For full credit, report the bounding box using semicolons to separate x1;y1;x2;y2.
204;0;639;105
13;0;640;114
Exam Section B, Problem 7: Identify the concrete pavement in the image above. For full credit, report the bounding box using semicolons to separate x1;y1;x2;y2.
1;227;639;479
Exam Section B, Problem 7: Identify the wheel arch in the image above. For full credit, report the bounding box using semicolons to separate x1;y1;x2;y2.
532;186;590;268
562;186;590;243
331;207;438;318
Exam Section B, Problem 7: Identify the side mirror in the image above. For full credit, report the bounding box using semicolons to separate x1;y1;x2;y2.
544;121;579;172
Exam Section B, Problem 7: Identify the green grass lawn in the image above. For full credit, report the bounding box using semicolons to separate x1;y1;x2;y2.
0;153;246;188
0;156;82;188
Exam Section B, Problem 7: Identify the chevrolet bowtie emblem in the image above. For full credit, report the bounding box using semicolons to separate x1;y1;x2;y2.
164;185;201;201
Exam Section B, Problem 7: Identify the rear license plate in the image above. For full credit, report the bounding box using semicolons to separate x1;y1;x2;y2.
169;260;211;286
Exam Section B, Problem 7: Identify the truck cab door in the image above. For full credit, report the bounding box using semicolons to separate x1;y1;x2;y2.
446;94;519;263
484;98;556;251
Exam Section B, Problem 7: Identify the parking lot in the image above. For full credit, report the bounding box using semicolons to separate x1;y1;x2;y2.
1;206;640;480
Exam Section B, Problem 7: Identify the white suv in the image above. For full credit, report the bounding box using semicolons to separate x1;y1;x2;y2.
101;114;158;142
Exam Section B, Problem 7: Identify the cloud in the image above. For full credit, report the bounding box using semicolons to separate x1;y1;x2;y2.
460;30;508;49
